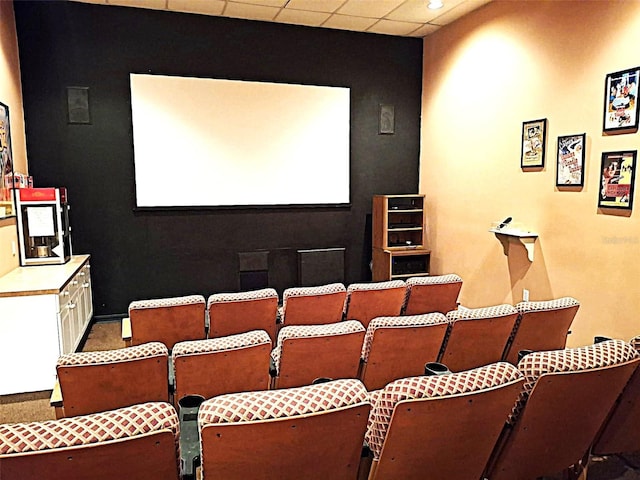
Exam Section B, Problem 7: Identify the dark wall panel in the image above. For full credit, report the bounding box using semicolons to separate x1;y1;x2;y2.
13;1;423;316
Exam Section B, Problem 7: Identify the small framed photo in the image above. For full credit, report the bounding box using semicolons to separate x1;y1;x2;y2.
521;118;547;168
556;133;586;186
379;104;395;135
603;67;639;133
598;150;637;210
0;101;15;218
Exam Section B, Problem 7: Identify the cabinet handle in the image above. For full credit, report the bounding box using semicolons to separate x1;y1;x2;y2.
68;303;77;309
79;271;85;277
82;282;90;288
64;291;70;297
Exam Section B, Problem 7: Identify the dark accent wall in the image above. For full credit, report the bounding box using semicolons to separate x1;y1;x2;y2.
13;1;423;316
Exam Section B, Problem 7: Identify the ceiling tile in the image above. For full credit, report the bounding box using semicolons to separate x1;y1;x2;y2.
386;0;465;23
276;8;332;27
367;18;423;36
106;0;166;10
322;13;378;32
230;0;288;7
429;0;491;25
224;1;281;21
337;0;405;19
168;0;225;15
285;0;347;14
408;22;440;37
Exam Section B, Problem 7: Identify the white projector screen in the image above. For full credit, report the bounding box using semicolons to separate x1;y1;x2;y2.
130;74;350;208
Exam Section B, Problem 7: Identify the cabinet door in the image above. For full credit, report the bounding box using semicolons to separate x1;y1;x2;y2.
58;306;74;355
79;262;93;324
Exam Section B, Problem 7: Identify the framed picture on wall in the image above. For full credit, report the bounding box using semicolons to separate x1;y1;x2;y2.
598;150;637;210
556;133;586;186
521;118;547;168
603;67;640;133
0;101;15;218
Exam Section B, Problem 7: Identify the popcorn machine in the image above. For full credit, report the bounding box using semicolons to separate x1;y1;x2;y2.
16;187;72;266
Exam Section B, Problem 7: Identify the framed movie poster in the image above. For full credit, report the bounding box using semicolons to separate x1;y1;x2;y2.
0;101;14;218
521;118;547;168
556;133;586;186
598;150;637;210
603;67;639;133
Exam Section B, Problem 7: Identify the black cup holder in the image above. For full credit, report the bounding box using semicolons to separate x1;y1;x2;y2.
517;349;534;363
594;336;612;344
179;395;205;422
312;377;333;385
424;362;451;376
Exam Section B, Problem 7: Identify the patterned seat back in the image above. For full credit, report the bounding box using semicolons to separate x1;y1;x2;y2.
207;288;278;342
593;335;640;455
172;330;272;404
56;342;170;418
280;283;346;326
128;294;206;350
359;313;450;390
402;274;463;315
343;280;407;329
487;339;640;480
0;402;180;480
365;362;523;480
441;304;519;372
271;320;366;389
198;379;370;480
503;297;579;364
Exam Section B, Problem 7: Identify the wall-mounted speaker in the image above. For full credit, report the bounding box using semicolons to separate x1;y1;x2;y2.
67;86;91;124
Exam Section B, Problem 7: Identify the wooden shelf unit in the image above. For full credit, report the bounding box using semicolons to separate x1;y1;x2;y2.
372;194;430;281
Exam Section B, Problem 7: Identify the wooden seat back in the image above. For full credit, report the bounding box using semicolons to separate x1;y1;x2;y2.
344;281;406;329
402;274;462;315
281;283;346;326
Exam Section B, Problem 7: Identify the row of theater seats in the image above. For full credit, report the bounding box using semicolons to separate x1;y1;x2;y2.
1;337;638;480
47;293;582;419
121;274;465;348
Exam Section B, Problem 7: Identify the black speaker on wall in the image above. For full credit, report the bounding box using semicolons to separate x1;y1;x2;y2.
67;86;91;124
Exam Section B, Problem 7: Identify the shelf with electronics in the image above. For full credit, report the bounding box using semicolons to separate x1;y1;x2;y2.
372;194;430;281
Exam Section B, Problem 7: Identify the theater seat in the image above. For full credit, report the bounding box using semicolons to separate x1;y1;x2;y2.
270;320;365;389
358;313;450;390
172;330;272;404
343;280;407;328
485;339;640;480
502;296;579;364
365;362;523;480
592;335;640;456
198;379;370;480
279;282;346;326
0;402;180;480
51;342;170;418
207;288;278;342
122;294;206;350
402;274;462;315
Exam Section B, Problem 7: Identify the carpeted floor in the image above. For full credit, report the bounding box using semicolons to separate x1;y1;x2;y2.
0;320;638;480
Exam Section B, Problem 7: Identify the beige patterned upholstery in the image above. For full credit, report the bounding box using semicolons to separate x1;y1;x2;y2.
172;330;272;402
198;379;371;479
0;402;180;480
207;288;279;342
199;378;369;424
503;297;580;364
0;402;178;455
631;335;640;350
58;341;168;366
440;304;519;372
55;342;170;418
343;280;407;328
366;362;522;459
279;283;346;326
126;294;206;350
510;339;639;423
402;274;463;315
271;320;365;370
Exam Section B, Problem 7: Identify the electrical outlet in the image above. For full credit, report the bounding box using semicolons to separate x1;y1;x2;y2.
523;289;530;302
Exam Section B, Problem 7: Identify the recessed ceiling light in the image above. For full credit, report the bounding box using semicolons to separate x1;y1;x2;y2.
428;0;444;9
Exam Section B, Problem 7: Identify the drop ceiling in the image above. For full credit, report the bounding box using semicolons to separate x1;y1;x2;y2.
71;0;492;37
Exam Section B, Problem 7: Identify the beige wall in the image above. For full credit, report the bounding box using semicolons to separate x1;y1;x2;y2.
421;0;640;347
0;0;26;277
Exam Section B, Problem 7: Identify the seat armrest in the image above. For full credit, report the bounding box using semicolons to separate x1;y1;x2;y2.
50;379;65;419
121;316;132;345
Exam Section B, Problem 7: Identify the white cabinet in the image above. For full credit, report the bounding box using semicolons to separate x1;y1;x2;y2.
0;255;93;394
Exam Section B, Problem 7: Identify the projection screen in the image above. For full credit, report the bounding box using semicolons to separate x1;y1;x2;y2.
130;74;350;208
